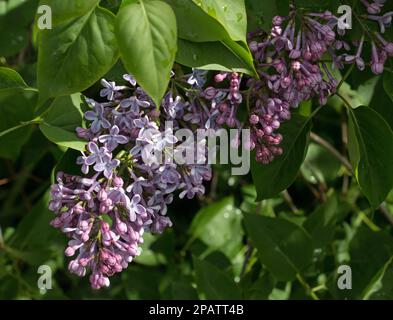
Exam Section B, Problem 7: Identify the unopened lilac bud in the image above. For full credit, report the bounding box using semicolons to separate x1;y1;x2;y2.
281;76;291;88
113;176;124;188
114;264;122;273
219;102;229;112
214;73;227;83
81;233;89;242
271;26;282;36
382;12;392;25
83;192;92;202
303;50;312;60
226;117;236;128
256;129;264;138
100;265;110;274
73;204;85;214
101;221;110;233
203;87;216;99
76;127;89;139
249;114;259;125
97;189;108;201
100;203;110;213
272;16;284;26
130;128;140;139
325;30;335;42
68;260;79;272
149;109;160;120
384;43;393;56
244;138;255;151
271;146;283;156
271;120;281;129
78;220;89;231
289;49;301;59
368;3;382;14
79;258;89;267
216;115;226;125
100;250;109;260
264;126;273;135
65;247;75;257
249;41;258;52
371;62;384;74
116;221;128;234
356;57;365;71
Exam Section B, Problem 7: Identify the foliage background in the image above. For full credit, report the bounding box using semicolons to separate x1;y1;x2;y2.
1;0;393;300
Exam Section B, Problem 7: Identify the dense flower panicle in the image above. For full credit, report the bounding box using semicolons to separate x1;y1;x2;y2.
202;2;393;164
49;74;212;289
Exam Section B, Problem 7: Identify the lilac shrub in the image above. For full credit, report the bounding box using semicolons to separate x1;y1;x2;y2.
49;1;393;289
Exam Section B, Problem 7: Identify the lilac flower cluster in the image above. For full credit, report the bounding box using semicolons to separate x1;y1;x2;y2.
49;75;212;289
245;6;340;164
311;1;393;74
202;2;393;164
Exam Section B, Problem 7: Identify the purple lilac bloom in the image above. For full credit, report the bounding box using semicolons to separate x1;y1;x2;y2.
49;73;212;289
98;125;128;152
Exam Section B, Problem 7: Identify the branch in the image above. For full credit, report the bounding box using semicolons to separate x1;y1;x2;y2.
281;190;300;213
379;203;393;227
310;132;353;173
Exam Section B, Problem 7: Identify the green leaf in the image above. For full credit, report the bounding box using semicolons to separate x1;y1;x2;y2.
0;276;18;299
369;258;393;300
9;191;63;265
167;0;255;75
0;90;37;160
193;256;242;299
120;0;138;8
165;0;229;42
380;72;393;129
189;197;243;259
134;233;167;266
123;265;162;299
0;67;27;91
303;195;338;249
344;226;393;299
39;125;85;151
37;6;119;101
383;72;393;101
245;0;289;31
241;271;275;299
116;0;177;106
53;148;83;181
171;280;199;300
0;0;38;57
251;113;313;200
177;39;253;74
39;0;100;26
39;94;86;151
347;106;393;208
243;214;313;281
192;0;247;43
295;0;340;10
301;143;341;184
